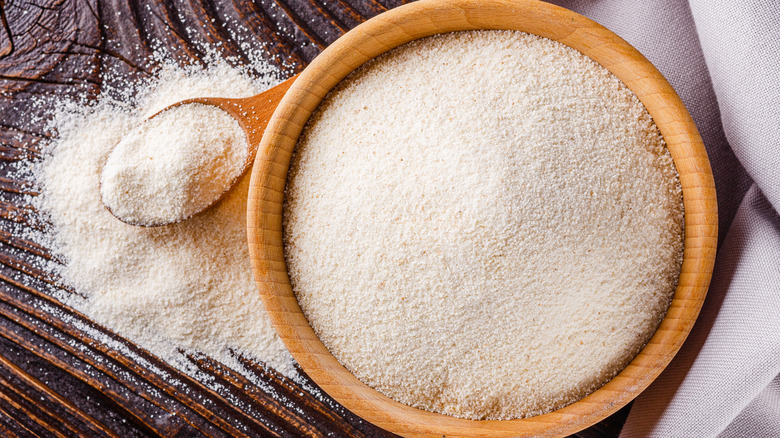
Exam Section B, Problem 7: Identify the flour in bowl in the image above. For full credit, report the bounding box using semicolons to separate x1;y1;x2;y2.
283;31;684;420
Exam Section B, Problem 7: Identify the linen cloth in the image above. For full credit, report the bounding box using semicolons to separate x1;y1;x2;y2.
547;1;780;436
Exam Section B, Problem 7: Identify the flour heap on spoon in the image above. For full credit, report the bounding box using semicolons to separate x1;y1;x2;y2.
100;103;248;226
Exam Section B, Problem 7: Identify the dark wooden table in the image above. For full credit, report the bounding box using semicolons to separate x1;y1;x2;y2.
0;1;629;436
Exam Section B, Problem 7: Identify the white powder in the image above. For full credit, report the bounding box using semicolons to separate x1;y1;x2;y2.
36;59;296;379
100;103;248;226
284;31;684;420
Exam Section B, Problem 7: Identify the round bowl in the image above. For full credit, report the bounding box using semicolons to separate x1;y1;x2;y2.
247;1;718;436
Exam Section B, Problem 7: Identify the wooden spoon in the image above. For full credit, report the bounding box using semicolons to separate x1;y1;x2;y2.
100;74;298;227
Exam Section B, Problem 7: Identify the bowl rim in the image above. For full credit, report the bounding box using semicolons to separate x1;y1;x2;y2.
247;1;718;436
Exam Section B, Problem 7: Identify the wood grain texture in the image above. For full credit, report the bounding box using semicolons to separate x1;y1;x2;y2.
247;1;718;437
0;0;644;436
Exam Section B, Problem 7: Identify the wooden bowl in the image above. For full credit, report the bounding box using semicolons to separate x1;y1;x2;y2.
247;0;718;436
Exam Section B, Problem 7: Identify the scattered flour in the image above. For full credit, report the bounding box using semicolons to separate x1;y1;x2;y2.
284;31;685;419
36;59;296;379
100;103;248;226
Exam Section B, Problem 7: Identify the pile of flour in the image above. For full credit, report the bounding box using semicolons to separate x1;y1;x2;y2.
35;58;296;379
284;31;685;419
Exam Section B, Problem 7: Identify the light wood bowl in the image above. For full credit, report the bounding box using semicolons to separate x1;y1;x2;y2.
247;1;718;436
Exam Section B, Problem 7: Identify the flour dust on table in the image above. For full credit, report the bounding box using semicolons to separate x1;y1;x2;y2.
32;54;297;382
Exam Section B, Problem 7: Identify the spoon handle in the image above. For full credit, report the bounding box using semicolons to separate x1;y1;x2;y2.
187;74;300;163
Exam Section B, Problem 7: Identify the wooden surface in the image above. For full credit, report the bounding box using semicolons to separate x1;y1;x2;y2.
0;0;659;436
248;1;718;437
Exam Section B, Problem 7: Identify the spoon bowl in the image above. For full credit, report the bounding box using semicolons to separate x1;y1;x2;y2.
100;75;297;227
